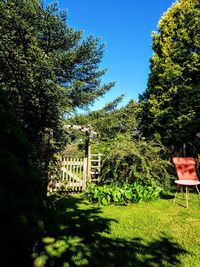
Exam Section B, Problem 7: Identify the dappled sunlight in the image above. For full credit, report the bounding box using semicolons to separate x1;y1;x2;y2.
33;195;188;267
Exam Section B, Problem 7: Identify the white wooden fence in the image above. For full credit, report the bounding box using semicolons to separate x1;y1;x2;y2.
48;154;104;193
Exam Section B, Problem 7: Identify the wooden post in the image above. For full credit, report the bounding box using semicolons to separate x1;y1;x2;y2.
83;158;87;190
98;154;101;182
87;139;91;181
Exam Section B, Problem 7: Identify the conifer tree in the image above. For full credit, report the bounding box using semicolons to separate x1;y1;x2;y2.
138;0;200;154
0;0;114;169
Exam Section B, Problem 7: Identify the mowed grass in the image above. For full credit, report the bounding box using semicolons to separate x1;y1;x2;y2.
34;192;200;267
98;194;200;266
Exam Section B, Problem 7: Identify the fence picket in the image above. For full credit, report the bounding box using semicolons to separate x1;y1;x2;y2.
83;158;87;191
48;153;103;193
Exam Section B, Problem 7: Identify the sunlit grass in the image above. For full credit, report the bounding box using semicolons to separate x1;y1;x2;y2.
98;194;200;264
79;192;200;266
34;192;200;267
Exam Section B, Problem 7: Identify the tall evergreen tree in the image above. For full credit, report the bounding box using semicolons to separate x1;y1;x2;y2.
0;1;114;264
138;0;200;154
0;0;114;171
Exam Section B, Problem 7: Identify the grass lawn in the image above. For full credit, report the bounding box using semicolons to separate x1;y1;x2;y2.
34;192;200;267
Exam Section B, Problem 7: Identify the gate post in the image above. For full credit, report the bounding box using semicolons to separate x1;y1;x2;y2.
83;157;88;190
87;140;91;181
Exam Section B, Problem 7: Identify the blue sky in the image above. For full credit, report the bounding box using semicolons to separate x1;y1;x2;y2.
45;0;175;110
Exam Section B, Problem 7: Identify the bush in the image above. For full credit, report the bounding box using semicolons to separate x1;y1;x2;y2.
85;181;162;205
0;91;45;266
99;133;173;188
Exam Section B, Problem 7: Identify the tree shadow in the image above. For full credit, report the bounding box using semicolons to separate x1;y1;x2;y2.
33;195;188;267
160;192;175;200
173;191;200;208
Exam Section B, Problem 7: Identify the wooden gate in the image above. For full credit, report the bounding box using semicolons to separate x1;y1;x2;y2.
48;157;87;193
60;157;87;191
48;154;104;193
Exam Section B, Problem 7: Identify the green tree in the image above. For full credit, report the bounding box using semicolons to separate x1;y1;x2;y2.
138;0;200;155
0;2;114;263
0;0;114;174
66;98;173;188
68;97;138;139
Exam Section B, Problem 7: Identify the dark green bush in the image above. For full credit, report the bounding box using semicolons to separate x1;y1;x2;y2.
0;91;45;266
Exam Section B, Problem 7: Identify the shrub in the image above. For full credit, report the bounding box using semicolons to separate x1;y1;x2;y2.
0;91;45;266
99;133;173;188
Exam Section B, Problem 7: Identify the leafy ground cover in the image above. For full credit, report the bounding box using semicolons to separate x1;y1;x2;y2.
33;193;200;267
85;182;162;205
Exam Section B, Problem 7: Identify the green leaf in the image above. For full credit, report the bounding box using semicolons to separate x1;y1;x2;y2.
101;198;108;205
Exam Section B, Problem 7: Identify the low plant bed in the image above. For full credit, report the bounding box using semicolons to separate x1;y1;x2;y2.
84;181;163;205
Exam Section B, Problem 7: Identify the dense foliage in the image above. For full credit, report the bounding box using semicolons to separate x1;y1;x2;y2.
99;133;173;188
85;181;162;205
0;0;114;177
138;0;200;155
0;1;114;265
68;98;138;139
0;91;44;266
66;98;173;188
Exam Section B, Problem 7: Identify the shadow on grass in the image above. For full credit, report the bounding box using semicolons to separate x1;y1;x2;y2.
173;192;200;208
160;193;175;200
33;195;188;267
